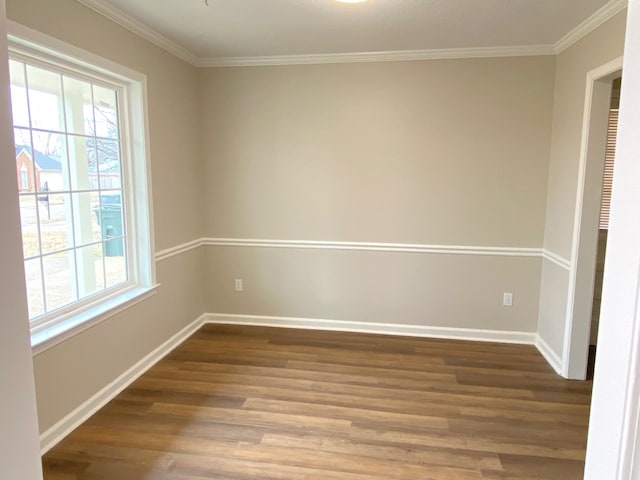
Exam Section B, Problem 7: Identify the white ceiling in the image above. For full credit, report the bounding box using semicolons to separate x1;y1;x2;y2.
79;0;626;65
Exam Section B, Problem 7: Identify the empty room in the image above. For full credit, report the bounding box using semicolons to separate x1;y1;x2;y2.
1;0;640;479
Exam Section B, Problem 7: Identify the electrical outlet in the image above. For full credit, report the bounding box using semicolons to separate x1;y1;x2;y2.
503;292;513;307
235;279;243;292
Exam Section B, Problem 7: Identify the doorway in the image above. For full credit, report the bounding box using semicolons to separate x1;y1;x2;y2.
587;77;621;378
562;57;623;380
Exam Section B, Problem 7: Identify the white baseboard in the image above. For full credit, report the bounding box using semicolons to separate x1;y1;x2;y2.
38;312;557;455
535;334;563;375
39;314;207;455
205;313;537;345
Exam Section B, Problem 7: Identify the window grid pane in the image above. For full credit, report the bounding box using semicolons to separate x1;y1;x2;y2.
26;64;65;133
24;258;45;318
9;60;30;128
42;251;77;312
19;194;39;258
10;58;128;321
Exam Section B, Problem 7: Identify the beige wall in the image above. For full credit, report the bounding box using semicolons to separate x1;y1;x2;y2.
543;11;627;258
206;247;542;332
538;11;627;361
7;0;204;251
4;0;620;439
200;57;556;332
34;250;204;431
537;262;570;355
201;58;555;246
6;0;205;432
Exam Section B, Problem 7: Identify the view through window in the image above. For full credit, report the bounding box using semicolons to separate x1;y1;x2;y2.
10;57;128;322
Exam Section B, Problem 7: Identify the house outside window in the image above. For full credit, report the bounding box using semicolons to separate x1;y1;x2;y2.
9;27;156;348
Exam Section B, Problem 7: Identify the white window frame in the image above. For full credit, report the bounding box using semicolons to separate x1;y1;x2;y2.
8;22;157;354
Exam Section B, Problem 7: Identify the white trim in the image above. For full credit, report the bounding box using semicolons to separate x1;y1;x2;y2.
554;0;628;53
31;286;159;356
562;57;624;379
197;46;555;68
7;21;147;85
535;334;563;375
542;249;572;270
8;22;158;356
618;268;640;478
74;0;199;66
70;0;624;67
202;238;541;258
154;237;546;261
155;239;203;262
39;313;207;454
204;313;537;345
37;310;544;454
153;238;575;264
584;8;640;474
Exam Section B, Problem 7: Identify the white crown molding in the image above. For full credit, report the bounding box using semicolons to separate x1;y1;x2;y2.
195;45;556;68
74;0;200;66
74;0;625;68
554;0;628;54
206;313;537;345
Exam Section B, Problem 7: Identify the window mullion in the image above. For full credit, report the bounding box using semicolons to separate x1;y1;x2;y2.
59;75;81;304
22;61;48;315
8;32;153;339
117;87;133;284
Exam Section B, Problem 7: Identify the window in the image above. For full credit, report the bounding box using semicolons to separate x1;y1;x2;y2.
9;27;155;349
20;165;28;190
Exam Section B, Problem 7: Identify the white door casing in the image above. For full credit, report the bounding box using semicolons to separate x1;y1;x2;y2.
584;1;640;478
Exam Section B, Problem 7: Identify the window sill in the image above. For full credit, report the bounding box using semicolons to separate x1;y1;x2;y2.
31;284;160;356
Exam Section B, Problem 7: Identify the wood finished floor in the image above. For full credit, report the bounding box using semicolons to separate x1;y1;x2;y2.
42;325;593;480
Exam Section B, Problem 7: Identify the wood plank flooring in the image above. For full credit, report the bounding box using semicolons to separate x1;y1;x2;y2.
42;325;593;479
